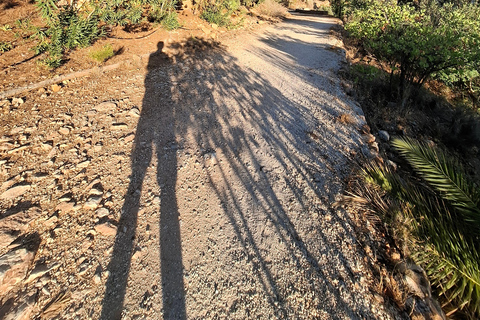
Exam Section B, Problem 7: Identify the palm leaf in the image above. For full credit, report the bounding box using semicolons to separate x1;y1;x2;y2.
391;137;480;231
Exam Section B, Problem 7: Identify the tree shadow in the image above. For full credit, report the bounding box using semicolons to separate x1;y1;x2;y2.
100;14;402;319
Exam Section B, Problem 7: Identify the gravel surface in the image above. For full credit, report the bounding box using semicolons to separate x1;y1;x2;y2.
0;13;405;319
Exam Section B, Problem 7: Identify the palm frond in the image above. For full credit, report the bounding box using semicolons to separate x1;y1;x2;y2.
391;137;480;231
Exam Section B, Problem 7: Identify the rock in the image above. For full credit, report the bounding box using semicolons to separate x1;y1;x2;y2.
94;223;117;236
0;294;36;320
129;107;140;117
370;141;379;152
58;127;70;135
12;97;24;105
124;133;135;143
0;247;36;296
399;263;431;299
55;202;75;214
111;123;128;130
77;160;91;168
0;184;31;200
363;133;376;144
95;101;117;113
25;262;59;283
84;195;102;210
211;23;218;29
95;207;110;218
378;130;390;142
0;206;41;246
51;84;61;92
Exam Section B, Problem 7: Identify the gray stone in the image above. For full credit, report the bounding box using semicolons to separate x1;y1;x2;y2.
378;130;390;142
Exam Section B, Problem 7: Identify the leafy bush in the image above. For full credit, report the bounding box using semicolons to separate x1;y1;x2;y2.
34;0;180;67
160;11;181;30
344;0;480;98
356;138;480;318
201;4;231;26
34;5;104;68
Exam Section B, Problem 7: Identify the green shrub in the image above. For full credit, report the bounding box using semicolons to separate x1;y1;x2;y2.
160;11;181;30
201;4;231;26
345;0;480;98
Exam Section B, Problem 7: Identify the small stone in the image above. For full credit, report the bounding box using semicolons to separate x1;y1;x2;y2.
363;133;376;144
58;127;70;135
94;223;117;236
12;97;24;105
84;195;102;210
95;101;117;113
51;84;61;92
56;202;75;214
0;184;31;200
129;107;140;117
93;274;101;285
111;123;128;130
77;160;91;168
378;130;390;142
95;207;110;218
211;23;218;29
124;133;135;143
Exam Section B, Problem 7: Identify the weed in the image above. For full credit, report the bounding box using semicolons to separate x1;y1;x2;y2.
254;0;288;19
0;24;12;32
0;41;13;52
89;44;115;62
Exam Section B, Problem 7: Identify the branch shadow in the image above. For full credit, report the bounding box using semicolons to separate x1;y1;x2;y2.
100;14;402;319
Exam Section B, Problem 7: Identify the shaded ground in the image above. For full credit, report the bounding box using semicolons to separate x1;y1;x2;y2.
0;13;405;319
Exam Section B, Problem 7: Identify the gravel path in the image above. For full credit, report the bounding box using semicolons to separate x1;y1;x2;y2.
0;13;404;319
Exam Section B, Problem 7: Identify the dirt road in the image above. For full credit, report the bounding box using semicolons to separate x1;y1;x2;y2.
0;13;403;319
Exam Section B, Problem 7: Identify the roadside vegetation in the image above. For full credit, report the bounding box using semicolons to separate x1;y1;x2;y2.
335;0;480;318
0;0;290;69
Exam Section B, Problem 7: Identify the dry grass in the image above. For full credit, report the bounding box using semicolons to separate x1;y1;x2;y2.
254;0;289;19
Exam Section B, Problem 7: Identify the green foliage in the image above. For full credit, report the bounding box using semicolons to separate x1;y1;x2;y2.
0;24;13;32
361;138;480;318
0;41;13;52
160;11;181;30
89;44;115;62
344;0;480;97
201;4;231;26
34;4;105;68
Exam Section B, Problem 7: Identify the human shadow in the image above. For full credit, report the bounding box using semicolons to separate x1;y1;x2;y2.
100;42;186;320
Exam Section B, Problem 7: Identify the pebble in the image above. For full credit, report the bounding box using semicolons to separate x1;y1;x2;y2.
95;207;110;218
378;130;390;142
94;223;117;236
59;127;70;135
0;184;31;200
84;195;102;210
56;202;75;214
95;101;117;112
